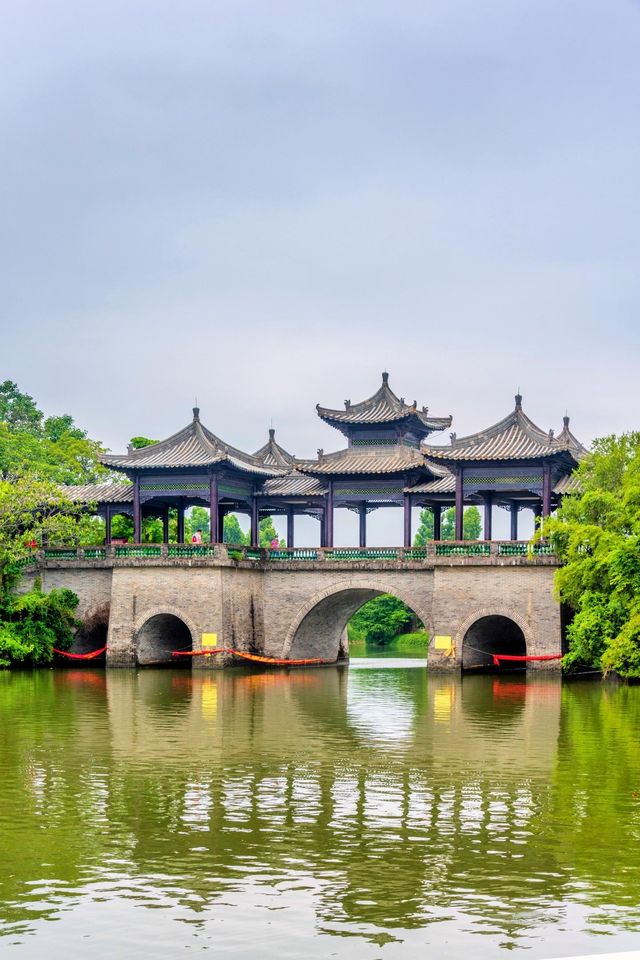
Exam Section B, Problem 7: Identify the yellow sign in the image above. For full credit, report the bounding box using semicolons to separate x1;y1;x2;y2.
434;635;452;651
202;632;218;647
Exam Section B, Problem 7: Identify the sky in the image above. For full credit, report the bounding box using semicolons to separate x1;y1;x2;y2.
1;0;639;543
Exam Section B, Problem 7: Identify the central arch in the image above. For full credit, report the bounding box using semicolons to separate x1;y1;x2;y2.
135;611;194;666
462;615;526;672
283;580;431;662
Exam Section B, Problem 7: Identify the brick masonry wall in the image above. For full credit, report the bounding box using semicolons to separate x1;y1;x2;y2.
32;558;562;671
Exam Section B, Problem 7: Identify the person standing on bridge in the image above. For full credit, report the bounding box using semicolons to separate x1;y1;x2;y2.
192;529;203;543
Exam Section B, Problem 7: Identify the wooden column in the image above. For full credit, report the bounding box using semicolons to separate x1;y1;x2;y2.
320;510;326;548
510;503;519;541
455;468;464;540
483;493;493;541
133;476;141;543
105;507;112;545
326;481;334;548
162;507;170;544
209;473;219;544
358;502;367;549
542;462;552;518
218;505;226;542
251;499;259;547
403;493;412;548
177;502;185;544
433;504;442;541
286;507;295;549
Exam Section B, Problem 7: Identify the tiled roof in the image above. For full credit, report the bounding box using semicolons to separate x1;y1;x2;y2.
554;473;581;494
101;409;283;477
317;372;452;434
422;396;585;463
252;429;294;468
295;443;427;476
259;471;326;497
405;474;456;495
63;482;133;504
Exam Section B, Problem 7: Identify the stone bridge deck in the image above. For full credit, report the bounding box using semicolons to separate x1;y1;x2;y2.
26;543;563;672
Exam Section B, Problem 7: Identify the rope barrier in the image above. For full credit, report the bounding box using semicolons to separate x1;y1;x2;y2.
53;646;107;660
171;647;335;666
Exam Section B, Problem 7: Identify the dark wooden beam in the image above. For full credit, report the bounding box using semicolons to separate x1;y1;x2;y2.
133;476;141;543
542;462;552;518
162;507;170;544
433;503;442;541
105;506;112;545
403;493;412;548
177;502;185;544
359;501;367;548
286;507;295;549
209;473;219;544
455;467;464;540
326;481;334;548
510;503;518;541
251;497;259;547
483;492;493;541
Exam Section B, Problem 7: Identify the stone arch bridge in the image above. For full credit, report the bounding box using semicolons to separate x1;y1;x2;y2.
31;544;563;672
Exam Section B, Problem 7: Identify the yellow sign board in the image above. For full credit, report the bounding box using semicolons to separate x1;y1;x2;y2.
434;635;453;651
202;632;218;647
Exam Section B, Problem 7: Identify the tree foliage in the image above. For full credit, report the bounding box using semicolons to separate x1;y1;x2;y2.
413;505;481;545
349;594;417;646
543;433;640;678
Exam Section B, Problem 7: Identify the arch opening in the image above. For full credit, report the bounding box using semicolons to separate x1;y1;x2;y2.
462;615;526;672
287;587;427;663
136;613;192;667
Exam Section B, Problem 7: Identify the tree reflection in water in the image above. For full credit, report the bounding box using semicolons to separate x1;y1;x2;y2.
0;666;639;956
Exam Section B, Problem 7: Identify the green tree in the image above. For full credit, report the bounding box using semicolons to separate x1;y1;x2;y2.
130;437;157;449
542;433;640;678
349;594;416;646
0;381;42;434
259;516;285;548
413;505;481;545
223;513;248;545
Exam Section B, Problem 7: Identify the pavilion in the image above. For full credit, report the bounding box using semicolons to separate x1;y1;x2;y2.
65;375;584;547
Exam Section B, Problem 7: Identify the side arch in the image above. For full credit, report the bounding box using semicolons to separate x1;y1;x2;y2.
455;606;530;672
282;578;431;662
133;606;198;666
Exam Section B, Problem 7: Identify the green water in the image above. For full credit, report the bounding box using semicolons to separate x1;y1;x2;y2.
1;665;639;959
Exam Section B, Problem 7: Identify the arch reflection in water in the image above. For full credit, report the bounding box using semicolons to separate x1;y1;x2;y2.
1;668;640;957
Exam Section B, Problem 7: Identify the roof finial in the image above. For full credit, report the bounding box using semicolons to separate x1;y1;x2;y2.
563;412;570;428
269;427;275;440
382;371;389;384
192;402;200;421
515;390;522;409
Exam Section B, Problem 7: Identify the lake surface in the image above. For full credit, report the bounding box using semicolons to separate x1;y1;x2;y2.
1;664;639;959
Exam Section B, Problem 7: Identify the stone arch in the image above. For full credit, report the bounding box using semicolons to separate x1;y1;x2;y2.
283;579;431;662
133;605;198;666
456;606;529;672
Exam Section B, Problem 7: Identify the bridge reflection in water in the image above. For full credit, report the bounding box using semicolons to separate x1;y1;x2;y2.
1;667;640;957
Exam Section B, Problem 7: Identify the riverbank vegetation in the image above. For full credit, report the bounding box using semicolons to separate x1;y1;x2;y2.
544;433;640;679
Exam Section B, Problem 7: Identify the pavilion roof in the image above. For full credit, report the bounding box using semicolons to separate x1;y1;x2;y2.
316;372;452;437
101;409;284;477
259;471;326;497
422;395;585;464
252;429;295;468
295;443;428;476
63;482;133;504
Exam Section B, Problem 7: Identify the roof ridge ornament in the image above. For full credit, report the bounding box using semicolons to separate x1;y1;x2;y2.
269;428;275;440
515;393;522;409
382;371;389;383
193;406;200;421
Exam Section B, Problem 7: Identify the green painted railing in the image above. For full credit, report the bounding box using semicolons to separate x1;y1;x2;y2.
44;548;78;560
435;543;491;557
269;549;319;561
115;545;162;558
83;548;107;560
403;548;428;560
168;544;216;558
325;548;400;561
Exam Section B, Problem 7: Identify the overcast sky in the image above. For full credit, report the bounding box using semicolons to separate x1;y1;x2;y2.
2;1;639;541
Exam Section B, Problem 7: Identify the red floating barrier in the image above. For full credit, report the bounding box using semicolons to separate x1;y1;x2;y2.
171;647;334;666
492;653;562;666
53;646;107;660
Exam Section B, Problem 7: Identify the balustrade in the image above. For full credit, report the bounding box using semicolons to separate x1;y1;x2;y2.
35;540;555;563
